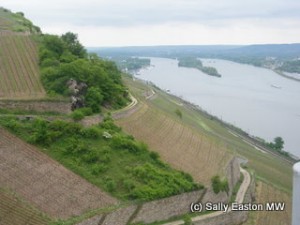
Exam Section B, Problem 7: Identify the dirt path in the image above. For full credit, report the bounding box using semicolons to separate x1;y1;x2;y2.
164;167;251;225
80;93;139;126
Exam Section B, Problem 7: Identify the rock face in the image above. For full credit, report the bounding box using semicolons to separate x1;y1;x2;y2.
67;78;87;110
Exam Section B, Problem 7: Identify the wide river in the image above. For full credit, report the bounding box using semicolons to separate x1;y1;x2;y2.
137;57;300;158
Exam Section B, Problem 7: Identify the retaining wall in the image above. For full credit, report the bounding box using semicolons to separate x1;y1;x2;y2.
76;157;243;225
0;100;71;114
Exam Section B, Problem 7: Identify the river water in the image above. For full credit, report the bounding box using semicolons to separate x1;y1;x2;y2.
137;57;300;158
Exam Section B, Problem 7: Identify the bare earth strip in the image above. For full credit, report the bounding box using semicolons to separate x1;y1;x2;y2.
0;127;118;219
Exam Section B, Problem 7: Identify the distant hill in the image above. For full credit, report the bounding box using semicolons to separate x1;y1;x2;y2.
217;44;300;60
90;43;300;60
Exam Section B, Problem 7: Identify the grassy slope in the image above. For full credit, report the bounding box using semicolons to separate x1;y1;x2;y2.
123;76;292;193
117;77;233;186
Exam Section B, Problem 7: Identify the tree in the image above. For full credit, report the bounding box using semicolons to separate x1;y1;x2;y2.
61;32;86;58
85;87;103;112
274;136;284;151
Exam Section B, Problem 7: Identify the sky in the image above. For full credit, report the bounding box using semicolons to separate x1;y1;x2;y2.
1;0;300;47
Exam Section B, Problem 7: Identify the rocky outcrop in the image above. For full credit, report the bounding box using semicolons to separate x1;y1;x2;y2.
67;78;87;110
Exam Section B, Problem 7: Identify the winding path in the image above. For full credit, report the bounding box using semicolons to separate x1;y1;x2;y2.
164;167;251;225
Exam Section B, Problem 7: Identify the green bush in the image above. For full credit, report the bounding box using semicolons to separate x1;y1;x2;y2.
71;110;85;121
39;33;129;110
211;175;229;194
0;117;201;201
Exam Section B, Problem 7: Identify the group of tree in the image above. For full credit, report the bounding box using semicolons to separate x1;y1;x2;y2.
279;60;300;74
111;56;151;72
39;32;129;113
266;136;289;156
178;57;221;77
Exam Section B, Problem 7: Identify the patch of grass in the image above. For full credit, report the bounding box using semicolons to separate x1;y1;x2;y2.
0;116;202;202
230;172;244;202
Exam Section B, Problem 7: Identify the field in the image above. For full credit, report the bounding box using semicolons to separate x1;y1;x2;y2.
0;188;49;225
116;102;232;185
0;127;118;220
245;181;292;225
0;31;45;99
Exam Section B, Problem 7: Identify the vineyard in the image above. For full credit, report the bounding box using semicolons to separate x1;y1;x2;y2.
0;31;45;99
0;127;118;220
0;189;49;225
252;182;292;225
116;103;232;185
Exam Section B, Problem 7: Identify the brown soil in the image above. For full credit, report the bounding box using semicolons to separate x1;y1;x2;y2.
0;128;118;219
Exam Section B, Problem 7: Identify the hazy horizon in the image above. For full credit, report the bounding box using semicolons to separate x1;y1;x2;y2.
1;0;300;47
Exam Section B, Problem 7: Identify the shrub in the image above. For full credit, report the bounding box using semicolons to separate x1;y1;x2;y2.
81;127;101;139
71;110;85;121
211;175;229;194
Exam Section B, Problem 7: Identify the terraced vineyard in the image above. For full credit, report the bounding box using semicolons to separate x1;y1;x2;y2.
0;189;49;225
253;182;292;225
116;103;232;185
0;31;45;99
0;127;118;220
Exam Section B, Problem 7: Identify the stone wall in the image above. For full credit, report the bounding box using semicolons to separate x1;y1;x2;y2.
226;157;241;196
0;100;71;114
131;190;205;224
102;205;138;225
76;157;243;225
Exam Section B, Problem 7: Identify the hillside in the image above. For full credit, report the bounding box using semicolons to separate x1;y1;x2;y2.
0;8;45;100
0;6;295;225
116;103;231;185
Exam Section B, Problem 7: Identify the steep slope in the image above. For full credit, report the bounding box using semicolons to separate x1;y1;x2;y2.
0;8;45;99
115;77;233;186
0;127;118;220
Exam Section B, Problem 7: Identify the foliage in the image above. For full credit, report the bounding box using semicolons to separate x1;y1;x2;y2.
111;57;151;71
0;117;201;201
183;215;192;225
85;87;103;112
279;60;300;73
71;110;85;121
39;32;129;111
175;108;183;119
178;57;221;77
267;136;287;156
0;7;41;33
211;175;229;194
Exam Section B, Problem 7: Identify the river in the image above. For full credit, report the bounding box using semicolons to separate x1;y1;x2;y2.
137;57;300;158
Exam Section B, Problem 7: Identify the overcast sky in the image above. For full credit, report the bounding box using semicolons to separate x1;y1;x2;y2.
1;0;300;47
